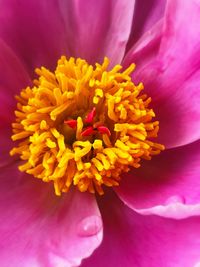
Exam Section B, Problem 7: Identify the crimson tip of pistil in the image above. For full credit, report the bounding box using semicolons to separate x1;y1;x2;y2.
64;119;77;128
81;126;95;137
97;126;111;136
85;107;96;124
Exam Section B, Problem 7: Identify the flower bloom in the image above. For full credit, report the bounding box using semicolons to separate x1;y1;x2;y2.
1;0;200;267
10;56;164;195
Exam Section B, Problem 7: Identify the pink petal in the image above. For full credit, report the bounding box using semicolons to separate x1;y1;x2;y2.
0;39;30;167
58;0;135;66
125;0;200;148
154;69;200;149
0;39;30;121
0;0;67;76
123;19;163;70
116;140;200;219
126;0;166;50
0;164;103;267
0;123;14;168
82;191;200;267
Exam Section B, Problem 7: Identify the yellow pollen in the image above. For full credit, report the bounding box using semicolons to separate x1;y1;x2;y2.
10;56;164;196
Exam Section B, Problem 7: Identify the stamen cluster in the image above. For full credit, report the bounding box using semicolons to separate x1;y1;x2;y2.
10;57;164;195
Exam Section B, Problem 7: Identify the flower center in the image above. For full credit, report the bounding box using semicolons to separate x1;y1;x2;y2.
10;56;164;195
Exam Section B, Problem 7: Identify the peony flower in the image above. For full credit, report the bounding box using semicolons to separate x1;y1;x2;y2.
1;0;200;266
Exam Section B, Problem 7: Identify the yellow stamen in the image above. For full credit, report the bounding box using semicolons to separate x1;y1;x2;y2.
10;56;164;196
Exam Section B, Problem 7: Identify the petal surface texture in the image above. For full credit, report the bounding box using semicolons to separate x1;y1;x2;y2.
124;0;200;148
116;140;200;219
0;0;68;76
0;165;103;267
127;0;166;49
58;0;135;66
0;39;30;167
0;0;135;73
82;191;200;267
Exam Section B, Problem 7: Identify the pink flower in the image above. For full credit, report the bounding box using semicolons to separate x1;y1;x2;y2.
1;0;200;266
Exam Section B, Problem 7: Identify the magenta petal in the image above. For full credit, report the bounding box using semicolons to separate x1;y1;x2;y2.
127;0;166;49
0;0;67;76
124;0;200;148
116;140;200;219
0;124;14;168
0;39;30;167
58;0;135;66
0;39;30;121
154;69;200;148
132;0;200;100
123;19;163;70
82;191;200;267
0;165;103;267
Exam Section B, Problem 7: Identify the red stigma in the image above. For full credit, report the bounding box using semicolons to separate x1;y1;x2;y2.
64;119;77;129
97;126;111;136
85;107;96;124
81;126;95;137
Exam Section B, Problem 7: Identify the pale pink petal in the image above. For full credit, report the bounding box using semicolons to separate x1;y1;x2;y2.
82;191;200;267
116;140;200;219
126;0;200;148
126;0;166;50
58;0;135;66
0;164;102;267
0;0;67;76
0;39;30;167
